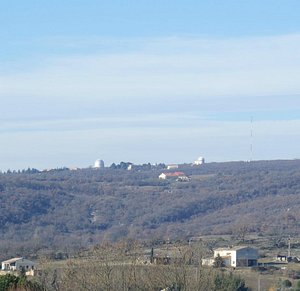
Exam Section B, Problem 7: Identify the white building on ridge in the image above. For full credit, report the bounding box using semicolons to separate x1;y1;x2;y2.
94;159;105;168
194;156;205;165
167;164;179;170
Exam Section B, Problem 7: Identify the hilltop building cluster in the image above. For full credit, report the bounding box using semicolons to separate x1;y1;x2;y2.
92;155;205;171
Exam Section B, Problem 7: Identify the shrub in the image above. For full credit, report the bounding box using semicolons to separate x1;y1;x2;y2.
282;279;292;288
0;274;19;290
213;254;225;268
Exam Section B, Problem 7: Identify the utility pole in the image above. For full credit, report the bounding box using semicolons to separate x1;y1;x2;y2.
150;247;154;264
288;236;291;257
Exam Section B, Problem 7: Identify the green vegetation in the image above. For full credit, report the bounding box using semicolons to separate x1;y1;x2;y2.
0;274;41;291
214;273;247;291
282;278;292;288
0;274;19;291
213;254;225;268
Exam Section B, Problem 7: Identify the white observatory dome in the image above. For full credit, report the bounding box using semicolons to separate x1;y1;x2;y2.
94;159;105;168
194;156;205;165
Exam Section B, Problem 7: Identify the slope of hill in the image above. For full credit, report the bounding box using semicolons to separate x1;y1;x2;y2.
1;160;300;258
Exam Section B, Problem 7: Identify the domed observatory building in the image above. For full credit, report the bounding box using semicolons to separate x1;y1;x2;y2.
94;159;105;168
193;156;205;166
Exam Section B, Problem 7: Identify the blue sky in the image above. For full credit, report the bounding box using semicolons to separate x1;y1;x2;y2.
0;1;300;170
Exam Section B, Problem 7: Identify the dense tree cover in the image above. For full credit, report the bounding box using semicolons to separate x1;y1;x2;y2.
1;159;300;257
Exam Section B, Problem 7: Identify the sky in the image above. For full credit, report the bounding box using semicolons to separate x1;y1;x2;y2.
1;0;300;170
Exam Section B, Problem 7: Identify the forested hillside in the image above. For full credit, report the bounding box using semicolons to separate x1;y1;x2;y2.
1;160;300;258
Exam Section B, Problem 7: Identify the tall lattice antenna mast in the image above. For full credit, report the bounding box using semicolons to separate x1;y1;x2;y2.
250;116;253;162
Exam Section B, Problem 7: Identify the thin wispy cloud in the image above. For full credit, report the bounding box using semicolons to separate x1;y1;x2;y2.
1;34;300;105
0;34;299;169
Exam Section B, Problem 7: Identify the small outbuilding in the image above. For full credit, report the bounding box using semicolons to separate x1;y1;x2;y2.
167;164;179;170
276;254;287;262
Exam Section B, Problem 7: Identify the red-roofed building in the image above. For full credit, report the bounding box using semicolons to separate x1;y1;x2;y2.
159;172;185;180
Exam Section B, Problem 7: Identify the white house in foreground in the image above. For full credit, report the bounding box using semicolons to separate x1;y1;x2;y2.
1;258;35;272
214;246;258;267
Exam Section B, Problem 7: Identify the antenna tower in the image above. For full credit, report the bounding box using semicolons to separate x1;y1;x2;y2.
250;116;253;162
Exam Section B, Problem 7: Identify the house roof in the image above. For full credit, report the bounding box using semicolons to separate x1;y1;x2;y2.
2;257;23;264
214;246;254;252
161;172;185;177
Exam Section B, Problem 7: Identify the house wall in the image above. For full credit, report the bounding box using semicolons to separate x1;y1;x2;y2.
214;250;235;267
236;248;258;267
2;259;35;271
1;263;7;270
15;259;35;271
231;252;237;267
159;174;166;179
